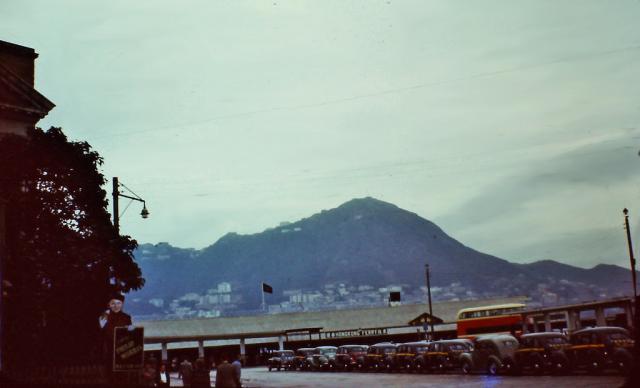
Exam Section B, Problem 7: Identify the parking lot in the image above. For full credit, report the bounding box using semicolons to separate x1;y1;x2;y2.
169;368;625;387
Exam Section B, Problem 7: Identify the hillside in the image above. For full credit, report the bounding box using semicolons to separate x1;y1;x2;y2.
128;198;634;317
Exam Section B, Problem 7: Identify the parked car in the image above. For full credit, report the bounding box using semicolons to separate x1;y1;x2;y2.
417;339;473;373
364;343;397;372
393;341;429;372
293;348;316;370
514;332;571;374
309;346;338;371
459;334;518;375
267;350;295;371
335;345;369;371
569;326;634;374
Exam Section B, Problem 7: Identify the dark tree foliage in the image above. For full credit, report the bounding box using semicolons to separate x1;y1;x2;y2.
0;127;144;367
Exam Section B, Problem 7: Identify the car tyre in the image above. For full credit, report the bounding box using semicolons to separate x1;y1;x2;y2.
461;360;472;375
487;359;499;376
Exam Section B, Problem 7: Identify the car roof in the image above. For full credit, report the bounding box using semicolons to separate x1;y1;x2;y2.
297;348;315;351
521;332;567;339
572;326;629;335
400;341;429;346
372;342;397;348
339;345;367;348
434;339;472;345
476;334;518;342
315;346;338;350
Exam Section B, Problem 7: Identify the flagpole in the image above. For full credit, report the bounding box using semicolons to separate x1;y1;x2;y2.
261;282;266;312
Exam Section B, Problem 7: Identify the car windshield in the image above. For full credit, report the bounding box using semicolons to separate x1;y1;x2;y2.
382;347;396;354
544;336;568;345
320;349;336;355
348;347;365;353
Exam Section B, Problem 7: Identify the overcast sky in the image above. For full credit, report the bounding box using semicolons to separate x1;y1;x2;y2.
2;1;640;268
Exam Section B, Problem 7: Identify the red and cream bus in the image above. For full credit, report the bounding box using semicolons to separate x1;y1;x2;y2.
456;303;525;338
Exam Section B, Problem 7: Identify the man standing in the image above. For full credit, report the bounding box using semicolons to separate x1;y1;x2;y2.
231;355;242;383
215;354;241;388
98;293;132;366
179;358;194;387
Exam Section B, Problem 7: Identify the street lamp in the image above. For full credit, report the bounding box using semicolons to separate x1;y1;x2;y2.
623;208;638;300
112;177;149;233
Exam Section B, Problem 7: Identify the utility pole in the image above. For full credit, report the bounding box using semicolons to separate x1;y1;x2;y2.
623;208;638;300
425;264;434;339
112;177;149;235
112;177;120;233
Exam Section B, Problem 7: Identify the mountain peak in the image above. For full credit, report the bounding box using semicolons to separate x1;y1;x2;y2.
335;197;400;214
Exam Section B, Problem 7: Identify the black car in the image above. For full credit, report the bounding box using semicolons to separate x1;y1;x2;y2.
514;332;571;374
459;335;518;375
393;341;429;372
309;346;338;371
335;345;369;371
364;343;397;372
293;348;316;370
267;350;295;371
419;339;473;373
569;326;634;374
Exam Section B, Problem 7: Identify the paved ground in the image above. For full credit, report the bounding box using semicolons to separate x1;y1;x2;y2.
169;368;625;387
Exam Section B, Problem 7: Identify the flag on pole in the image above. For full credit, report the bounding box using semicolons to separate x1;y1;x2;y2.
262;283;273;294
389;291;401;302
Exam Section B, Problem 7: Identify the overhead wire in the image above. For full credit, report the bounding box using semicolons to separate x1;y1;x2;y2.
89;44;640;141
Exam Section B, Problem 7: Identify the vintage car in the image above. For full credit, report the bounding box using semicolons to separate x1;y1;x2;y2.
514;332;571;374
293;347;316;370
335;345;369;371
267;350;295;371
568;326;634;374
392;341;429;372
309;346;338;371
415;339;473;373
459;334;518;375
364;342;397;372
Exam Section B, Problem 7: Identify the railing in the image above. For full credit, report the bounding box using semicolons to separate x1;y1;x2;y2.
6;364;109;386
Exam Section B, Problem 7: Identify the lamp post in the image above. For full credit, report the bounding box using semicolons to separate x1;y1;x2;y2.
112;177;149;234
623;208;637;300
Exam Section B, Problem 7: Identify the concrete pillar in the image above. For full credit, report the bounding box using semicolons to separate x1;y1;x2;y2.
239;338;246;363
161;342;168;362
198;340;205;358
624;303;634;328
595;307;606;327
566;310;576;332
544;313;551;332
522;315;529;334
574;311;582;330
564;311;572;332
278;335;284;351
532;316;539;333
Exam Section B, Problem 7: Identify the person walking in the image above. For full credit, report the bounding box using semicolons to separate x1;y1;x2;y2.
231;355;242;383
192;358;212;388
215;355;241;388
180;358;194;387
